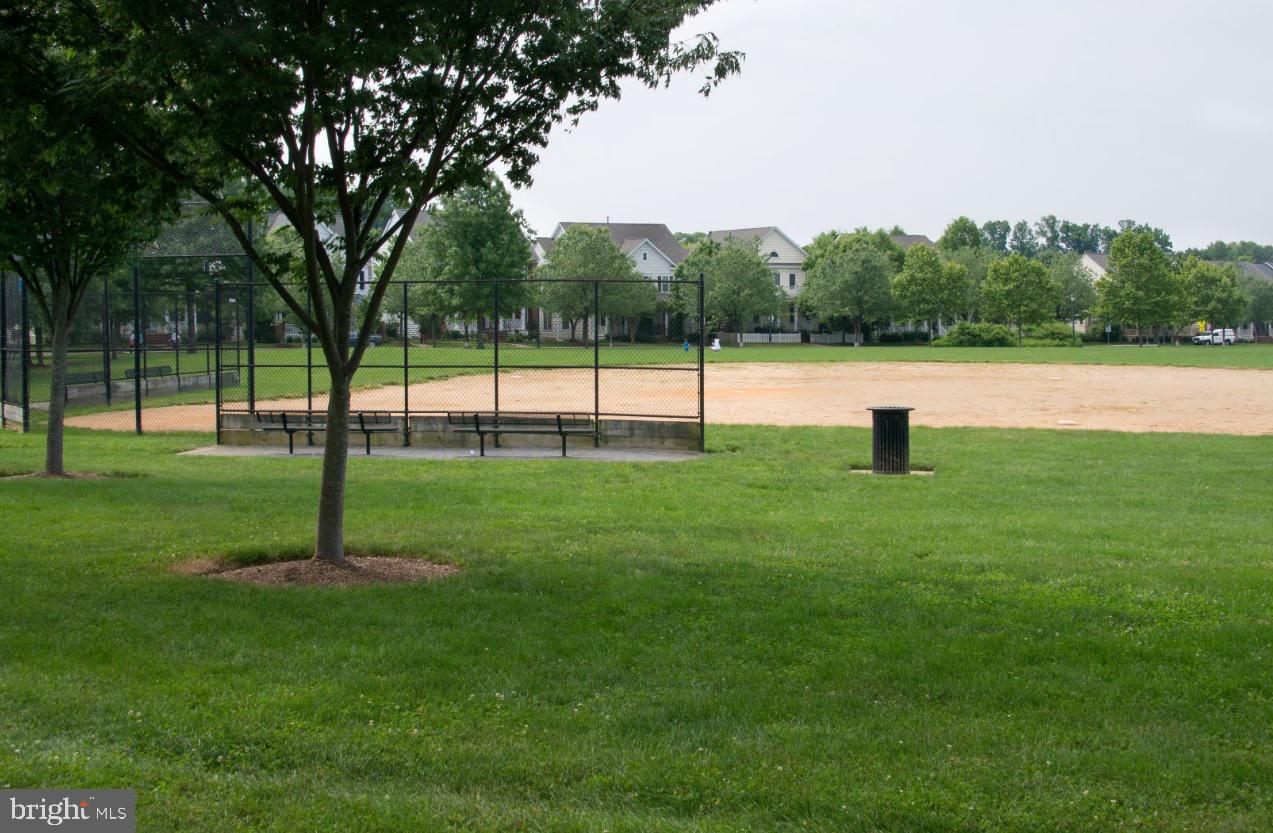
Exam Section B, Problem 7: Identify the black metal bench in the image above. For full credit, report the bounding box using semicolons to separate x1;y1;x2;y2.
257;410;404;455
125;365;173;379
257;411;326;454
356;411;401;455
66;371;104;386
448;412;595;457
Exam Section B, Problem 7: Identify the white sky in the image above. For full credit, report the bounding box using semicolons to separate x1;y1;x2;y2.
510;0;1273;249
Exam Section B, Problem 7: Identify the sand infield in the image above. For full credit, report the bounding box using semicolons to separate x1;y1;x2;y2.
66;361;1273;436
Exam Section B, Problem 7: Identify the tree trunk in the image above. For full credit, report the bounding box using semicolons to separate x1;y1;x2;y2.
582;314;589;342
476;314;485;349
1017;322;1023;346
854;316;862;347
629;316;637;344
314;372;352;564
45;291;70;476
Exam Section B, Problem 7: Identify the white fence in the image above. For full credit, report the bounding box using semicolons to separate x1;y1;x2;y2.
739;332;802;344
810;332;861;345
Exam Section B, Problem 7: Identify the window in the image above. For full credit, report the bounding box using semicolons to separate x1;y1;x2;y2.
789;304;797;326
642;252;648;261
657;276;669;292
770;251;779;258
789;273;796;288
772;271;780;286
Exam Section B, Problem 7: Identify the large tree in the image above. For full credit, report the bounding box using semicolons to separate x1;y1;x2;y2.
1096;230;1184;345
804;227;904;274
981;254;1056;345
891;245;968;343
0;17;176;474
406;176;534;348
1180;257;1249;330
39;0;738;563
937;216;983;252
536;225;642;341
694;237;785;338
981;220;1010;255
798;246;893;347
1050;252;1097;344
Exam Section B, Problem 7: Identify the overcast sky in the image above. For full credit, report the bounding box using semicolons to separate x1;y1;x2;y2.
508;0;1273;249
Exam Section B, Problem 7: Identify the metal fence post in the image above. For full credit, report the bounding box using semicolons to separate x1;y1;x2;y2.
401;281;409;446
132;266;142;434
246;220;256;414
101;277;112;406
20;279;30;432
214;282;222;445
593;279;600;446
305;286;313;414
493;278;500;421
698;275;705;452
1;275;7;431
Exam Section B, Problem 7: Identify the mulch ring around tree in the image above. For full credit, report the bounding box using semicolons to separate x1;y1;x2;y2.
0;471;113;480
176;556;460;587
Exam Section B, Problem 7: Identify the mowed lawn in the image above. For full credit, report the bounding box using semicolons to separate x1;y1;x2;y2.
1;426;1271;831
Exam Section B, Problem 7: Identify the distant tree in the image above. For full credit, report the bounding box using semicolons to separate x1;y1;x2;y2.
1096;230;1184;345
888;225;907;236
944;246;996;320
1116;220;1173;253
981;254;1057;344
892;245;968;343
1096;225;1119;253
981;220;1010;255
1249;281;1273;330
805;227;904;273
538;225;638;341
1059;221;1100;254
406;177;533;348
674;237;783;338
1180;257;1250;329
1009;220;1038;258
0;54;176;475
938;216;983;251
1188;240;1273;263
1050;253;1097;343
1034;215;1062;252
798;247;893;347
675;231;708;250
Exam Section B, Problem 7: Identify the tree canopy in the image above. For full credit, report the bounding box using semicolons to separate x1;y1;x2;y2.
536;225;644;341
891;245;968;340
981;254;1057;343
676;238;784;335
1180;257;1249;328
798;246;893;345
1096;230;1184;343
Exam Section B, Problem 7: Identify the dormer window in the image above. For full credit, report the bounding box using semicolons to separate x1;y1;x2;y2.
769;251;779;259
642;252;648;260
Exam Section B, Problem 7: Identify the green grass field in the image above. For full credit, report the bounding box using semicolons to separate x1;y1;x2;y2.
1;425;1270;831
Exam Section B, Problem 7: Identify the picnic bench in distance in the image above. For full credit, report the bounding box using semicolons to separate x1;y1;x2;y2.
255;410;402;455
448;412;596;457
66;371;105;386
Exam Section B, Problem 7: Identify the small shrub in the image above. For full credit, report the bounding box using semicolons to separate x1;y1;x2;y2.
936;322;1016;347
1024;321;1076;345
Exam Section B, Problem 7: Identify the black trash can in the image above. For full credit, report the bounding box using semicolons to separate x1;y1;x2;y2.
868;406;914;474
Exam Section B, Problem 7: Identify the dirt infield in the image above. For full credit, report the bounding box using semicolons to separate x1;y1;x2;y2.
67;361;1273;435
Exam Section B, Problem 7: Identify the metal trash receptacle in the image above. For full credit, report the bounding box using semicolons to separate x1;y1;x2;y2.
868;406;914;474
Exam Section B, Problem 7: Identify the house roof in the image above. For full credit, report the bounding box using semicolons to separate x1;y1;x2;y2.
1083;253;1110;272
708;226;808;260
557;222;688;264
890;234;935;251
1211;260;1273;283
708;226;777;244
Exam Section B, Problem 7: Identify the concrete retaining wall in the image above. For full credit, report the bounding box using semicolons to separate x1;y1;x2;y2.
62;370;239;404
218;412;702;452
